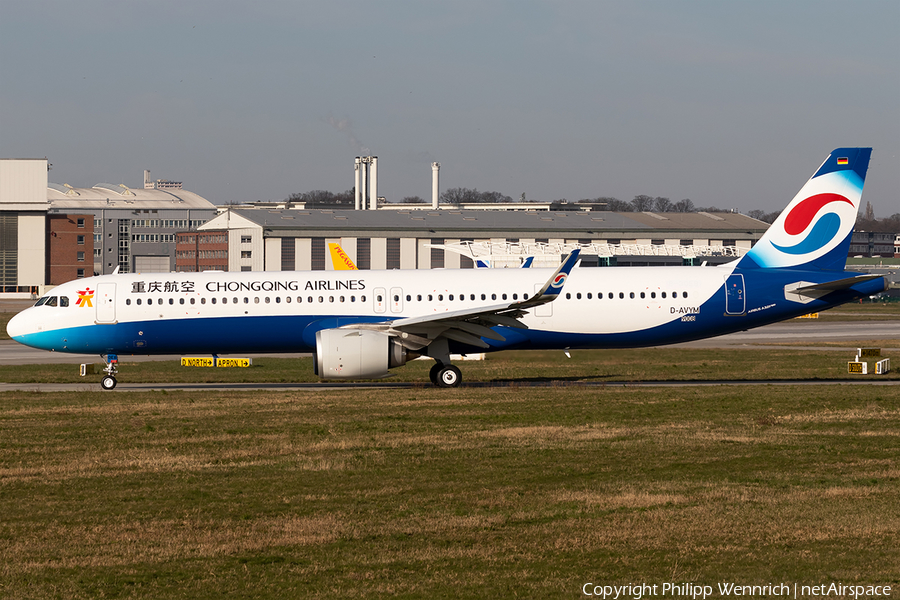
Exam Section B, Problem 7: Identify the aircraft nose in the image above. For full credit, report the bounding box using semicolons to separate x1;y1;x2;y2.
6;310;33;341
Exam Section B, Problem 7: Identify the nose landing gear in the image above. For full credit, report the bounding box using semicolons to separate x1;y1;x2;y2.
100;354;118;390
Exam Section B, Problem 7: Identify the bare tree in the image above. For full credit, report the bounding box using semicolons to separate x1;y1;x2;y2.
653;196;672;212
864;201;875;221
630;195;654;211
401;195;425;204
672;198;694;213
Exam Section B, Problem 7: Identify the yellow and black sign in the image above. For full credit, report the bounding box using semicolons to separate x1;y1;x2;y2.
182;357;252;368
216;358;252;368
182;357;215;367
848;361;867;374
858;348;881;358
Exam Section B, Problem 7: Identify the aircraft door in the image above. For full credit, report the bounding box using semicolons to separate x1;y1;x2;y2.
390;287;404;313
95;283;117;323
725;274;746;315
373;287;386;313
534;283;552;317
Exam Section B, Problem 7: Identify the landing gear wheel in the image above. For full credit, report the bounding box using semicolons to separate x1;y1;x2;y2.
100;375;117;390
436;365;462;388
429;363;442;385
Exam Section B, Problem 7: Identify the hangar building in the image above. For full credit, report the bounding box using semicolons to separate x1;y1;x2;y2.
178;208;769;273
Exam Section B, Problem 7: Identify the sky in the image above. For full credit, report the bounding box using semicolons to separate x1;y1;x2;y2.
1;1;898;214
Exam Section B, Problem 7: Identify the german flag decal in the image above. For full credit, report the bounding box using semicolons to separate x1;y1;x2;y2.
837;157;849;165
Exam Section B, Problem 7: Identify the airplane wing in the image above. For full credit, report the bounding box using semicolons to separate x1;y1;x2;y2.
346;250;580;350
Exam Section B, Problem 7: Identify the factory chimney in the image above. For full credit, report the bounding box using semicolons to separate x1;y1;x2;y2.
370;157;378;210
354;158;361;210
432;162;440;209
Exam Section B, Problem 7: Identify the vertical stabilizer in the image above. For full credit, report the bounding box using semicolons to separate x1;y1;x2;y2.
739;148;871;271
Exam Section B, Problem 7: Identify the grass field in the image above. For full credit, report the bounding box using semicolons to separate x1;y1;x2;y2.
1;384;899;598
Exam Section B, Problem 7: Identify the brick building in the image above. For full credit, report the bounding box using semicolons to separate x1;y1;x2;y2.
47;214;94;283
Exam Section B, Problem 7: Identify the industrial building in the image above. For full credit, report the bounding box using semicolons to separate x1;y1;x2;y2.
178;207;768;273
1;159;217;295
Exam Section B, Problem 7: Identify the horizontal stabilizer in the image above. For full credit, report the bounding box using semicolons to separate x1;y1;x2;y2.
794;274;883;294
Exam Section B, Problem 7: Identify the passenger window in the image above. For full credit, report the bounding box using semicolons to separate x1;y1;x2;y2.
492;294;497;300
137;299;142;305
276;297;281;303
651;292;656;299
350;296;355;302
406;295;411;301
233;298;238;304
640;292;645;299
608;292;614;299
449;294;454;301
148;298;154;305
438;295;443;301
630;292;634;299
308;296;313;303
126;299;131;306
566;293;571;299
417;295;422;301
575;293;580;300
470;294;475;300
662;292;667;299
481;294;486;300
619;292;624;299
180;298;185;305
428;295;433;301
684;292;688;298
211;298;216;305
286;296;291;303
169;298;174;305
361;295;366;302
340;296;345;303
318;296;323;303
502;294;507;300
254;297;260;304
587;293;592;299
524;293;529;300
190;298;196;305
513;293;519;300
265;297;271;303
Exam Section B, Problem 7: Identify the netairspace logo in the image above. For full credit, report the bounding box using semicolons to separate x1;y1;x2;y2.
581;582;893;599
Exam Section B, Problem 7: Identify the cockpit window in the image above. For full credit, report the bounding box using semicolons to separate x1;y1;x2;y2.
46;297;58;307
34;296;49;306
60;296;69;307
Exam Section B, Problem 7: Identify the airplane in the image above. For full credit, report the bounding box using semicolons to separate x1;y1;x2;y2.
7;148;886;390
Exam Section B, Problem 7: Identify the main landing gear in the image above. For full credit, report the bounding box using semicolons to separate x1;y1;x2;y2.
100;354;118;390
426;338;462;388
428;362;462;388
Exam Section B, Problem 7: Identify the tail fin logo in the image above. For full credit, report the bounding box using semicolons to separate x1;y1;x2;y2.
551;273;568;288
771;193;853;256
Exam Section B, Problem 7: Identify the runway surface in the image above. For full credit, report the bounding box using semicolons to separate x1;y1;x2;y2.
1;318;897;392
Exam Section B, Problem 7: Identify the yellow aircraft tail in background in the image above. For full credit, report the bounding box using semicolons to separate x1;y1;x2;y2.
328;243;359;270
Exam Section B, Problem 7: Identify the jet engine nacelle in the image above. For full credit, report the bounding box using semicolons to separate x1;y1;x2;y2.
315;328;408;379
